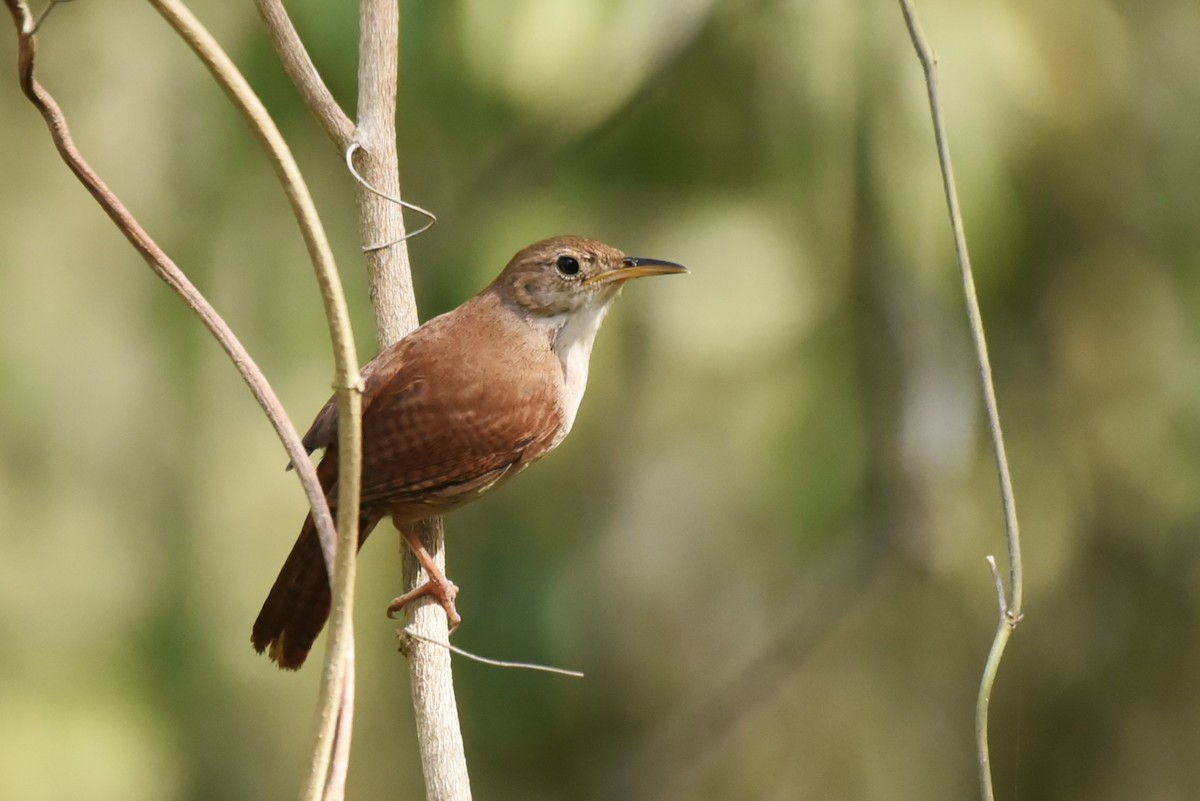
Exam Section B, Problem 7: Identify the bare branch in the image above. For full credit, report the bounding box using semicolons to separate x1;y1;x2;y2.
255;0;354;149
351;0;471;798
355;0;418;346
138;1;366;797
1;0;337;585
896;2;1026;800
985;555;1007;619
397;519;472;801
323;641;356;801
894;3;1023;612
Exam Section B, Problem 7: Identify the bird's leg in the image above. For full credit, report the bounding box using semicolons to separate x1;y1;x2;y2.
387;524;461;629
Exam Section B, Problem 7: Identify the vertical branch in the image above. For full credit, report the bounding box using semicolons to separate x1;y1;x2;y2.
256;0;469;795
397;519;471;801
355;0;417;343
895;3;1025;800
353;2;471;799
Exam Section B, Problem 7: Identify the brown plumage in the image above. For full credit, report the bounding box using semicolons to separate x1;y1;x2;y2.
251;236;686;669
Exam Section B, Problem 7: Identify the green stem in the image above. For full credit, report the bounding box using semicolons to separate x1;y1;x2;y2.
895;2;1026;799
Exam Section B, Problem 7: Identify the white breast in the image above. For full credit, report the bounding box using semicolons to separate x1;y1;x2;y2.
549;301;612;438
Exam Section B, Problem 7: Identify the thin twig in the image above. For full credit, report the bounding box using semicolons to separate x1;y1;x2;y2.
30;0;70;33
344;142;437;249
323;641;356;801
1;0;337;598
985;555;1007;619
254;0;354;149
144;0;362;581
401;629;585;679
141;2;365;799
975;601;1014;801
896;3;1025;801
257;0;469;794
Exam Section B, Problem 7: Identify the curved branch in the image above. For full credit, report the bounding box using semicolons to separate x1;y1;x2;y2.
143;2;365;799
254;0;354;150
1;0;337;576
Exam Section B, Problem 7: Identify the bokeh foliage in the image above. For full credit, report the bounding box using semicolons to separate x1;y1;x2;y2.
2;0;1199;799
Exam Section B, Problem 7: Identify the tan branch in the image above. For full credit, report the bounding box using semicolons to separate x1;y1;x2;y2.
396;519;472;801
353;2;470;796
142;1;366;798
1;0;337;578
254;0;354;149
354;0;417;345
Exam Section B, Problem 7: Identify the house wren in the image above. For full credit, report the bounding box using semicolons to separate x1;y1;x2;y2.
252;235;687;668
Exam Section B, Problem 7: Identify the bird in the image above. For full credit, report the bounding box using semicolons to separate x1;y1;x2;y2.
251;235;687;669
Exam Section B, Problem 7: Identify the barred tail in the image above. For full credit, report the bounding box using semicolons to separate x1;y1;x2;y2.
251;510;379;670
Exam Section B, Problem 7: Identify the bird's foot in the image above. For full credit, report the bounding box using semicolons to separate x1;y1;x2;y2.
386;575;461;630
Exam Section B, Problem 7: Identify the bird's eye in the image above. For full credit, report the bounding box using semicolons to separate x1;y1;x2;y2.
555;255;581;277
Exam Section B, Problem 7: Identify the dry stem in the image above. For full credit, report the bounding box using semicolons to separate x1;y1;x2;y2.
254;0;354;149
257;0;472;797
1;0;337;577
4;2;367;797
141;4;366;797
896;3;1025;800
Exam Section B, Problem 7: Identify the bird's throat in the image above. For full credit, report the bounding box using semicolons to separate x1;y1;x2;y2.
549;301;613;437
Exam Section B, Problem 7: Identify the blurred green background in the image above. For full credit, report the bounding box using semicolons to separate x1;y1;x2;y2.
3;0;1200;799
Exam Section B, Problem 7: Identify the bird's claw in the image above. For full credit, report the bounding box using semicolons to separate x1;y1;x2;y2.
387;576;461;630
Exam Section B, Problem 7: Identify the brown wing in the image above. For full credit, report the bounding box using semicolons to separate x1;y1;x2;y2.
356;332;564;510
300;344;412;454
301;300;566;513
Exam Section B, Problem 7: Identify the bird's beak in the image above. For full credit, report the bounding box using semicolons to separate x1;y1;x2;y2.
586;256;689;287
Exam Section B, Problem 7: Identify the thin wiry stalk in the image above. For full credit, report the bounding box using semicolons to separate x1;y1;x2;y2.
142;3;365;797
0;0;337;587
895;3;1025;800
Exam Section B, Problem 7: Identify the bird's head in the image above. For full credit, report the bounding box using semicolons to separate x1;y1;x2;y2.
494;235;687;319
